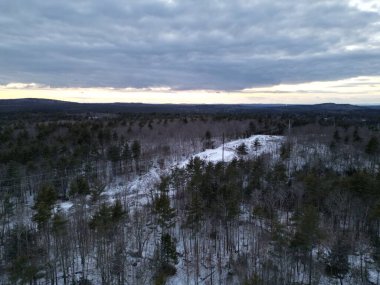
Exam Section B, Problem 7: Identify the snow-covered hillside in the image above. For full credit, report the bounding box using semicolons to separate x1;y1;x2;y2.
57;135;283;222
181;135;283;165
101;135;283;207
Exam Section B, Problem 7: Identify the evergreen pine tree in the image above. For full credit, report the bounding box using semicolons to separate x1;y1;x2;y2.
154;176;175;228
69;176;90;197
160;233;178;265
366;136;379;155
131;140;141;171
237;143;248;156
32;184;57;227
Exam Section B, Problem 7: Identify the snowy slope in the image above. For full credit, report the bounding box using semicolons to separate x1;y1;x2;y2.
105;135;283;207
182;135;283;165
56;135;283;212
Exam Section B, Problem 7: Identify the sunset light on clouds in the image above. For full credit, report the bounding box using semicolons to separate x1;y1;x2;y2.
1;0;380;104
1;76;380;104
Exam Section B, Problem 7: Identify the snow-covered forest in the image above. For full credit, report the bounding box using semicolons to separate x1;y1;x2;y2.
0;108;380;285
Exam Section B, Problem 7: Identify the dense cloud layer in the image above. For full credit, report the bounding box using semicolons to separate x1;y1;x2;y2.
0;0;379;90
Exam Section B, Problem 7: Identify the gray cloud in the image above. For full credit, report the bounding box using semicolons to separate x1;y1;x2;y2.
0;0;380;90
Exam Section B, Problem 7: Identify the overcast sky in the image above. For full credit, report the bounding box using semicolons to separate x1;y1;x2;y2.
0;0;380;103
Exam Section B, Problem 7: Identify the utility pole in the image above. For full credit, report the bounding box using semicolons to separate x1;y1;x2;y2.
222;133;225;163
287;119;292;185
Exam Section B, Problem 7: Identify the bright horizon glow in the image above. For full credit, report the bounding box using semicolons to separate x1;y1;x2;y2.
1;76;380;105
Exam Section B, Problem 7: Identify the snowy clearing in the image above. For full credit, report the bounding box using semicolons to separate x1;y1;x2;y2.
56;135;283;212
180;135;283;166
102;135;283;206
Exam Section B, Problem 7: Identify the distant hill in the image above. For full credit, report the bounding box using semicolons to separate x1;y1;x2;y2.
0;98;78;113
0;98;378;115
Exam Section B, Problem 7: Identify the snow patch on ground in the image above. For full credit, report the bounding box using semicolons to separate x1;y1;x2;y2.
180;135;283;166
56;135;283;213
54;201;73;212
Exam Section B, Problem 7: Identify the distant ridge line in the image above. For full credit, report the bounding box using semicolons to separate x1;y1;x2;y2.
0;98;378;114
